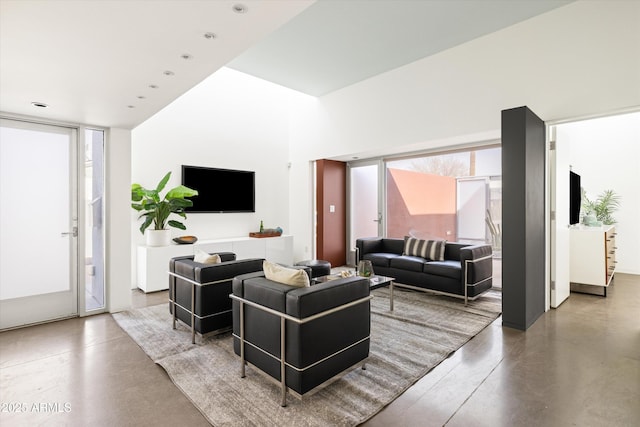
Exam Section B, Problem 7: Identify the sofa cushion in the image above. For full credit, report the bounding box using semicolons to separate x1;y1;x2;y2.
403;237;446;261
390;255;427;272
193;249;221;264
363;252;399;268
232;271;267;298
381;238;404;255
194;258;264;285
263;260;310;288
286;276;369;318
443;243;468;262
239;276;291;312
423;260;462;280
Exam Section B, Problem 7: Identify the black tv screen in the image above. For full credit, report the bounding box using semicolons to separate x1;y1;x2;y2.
182;165;255;213
569;171;581;225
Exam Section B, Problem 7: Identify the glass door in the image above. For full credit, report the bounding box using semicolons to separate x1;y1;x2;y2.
0;118;78;329
456;177;490;244
348;161;383;264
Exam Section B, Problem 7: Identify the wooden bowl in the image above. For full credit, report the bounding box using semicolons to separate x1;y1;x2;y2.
173;236;198;244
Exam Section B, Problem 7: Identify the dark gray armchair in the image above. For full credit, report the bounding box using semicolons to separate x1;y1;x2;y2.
230;271;372;406
169;252;264;343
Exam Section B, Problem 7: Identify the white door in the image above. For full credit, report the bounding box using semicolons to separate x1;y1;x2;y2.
457;177;489;244
550;127;571;308
0;119;78;329
348;161;383;263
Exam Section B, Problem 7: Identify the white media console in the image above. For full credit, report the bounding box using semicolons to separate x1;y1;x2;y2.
569;225;616;296
137;235;293;293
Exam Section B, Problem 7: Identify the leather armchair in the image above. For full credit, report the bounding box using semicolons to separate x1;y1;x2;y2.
169;252;264;343
231;272;372;406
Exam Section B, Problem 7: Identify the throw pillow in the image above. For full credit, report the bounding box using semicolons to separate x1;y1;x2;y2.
193;250;221;265
263;260;310;288
403;237;446;261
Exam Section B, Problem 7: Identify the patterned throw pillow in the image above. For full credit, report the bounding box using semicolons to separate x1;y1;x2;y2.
403;237;446;261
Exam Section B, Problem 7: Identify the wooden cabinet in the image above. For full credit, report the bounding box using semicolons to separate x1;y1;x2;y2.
570;225;616;296
137;235;293;293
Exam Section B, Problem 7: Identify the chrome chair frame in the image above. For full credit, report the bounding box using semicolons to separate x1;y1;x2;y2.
168;271;233;344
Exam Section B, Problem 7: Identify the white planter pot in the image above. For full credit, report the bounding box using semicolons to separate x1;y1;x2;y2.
146;229;171;247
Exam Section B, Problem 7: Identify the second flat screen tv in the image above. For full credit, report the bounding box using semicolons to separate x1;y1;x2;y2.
182;165;255;213
569;170;581;225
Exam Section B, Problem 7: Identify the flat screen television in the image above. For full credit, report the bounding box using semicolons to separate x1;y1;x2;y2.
181;165;255;213
569;170;581;225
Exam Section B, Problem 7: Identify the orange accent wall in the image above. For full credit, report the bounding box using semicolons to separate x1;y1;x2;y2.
386;168;457;240
316;160;346;267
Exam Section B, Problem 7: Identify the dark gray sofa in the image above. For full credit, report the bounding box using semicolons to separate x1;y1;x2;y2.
231;271;371;406
356;237;493;304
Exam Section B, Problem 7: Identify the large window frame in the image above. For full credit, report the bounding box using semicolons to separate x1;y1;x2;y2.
346;143;501;262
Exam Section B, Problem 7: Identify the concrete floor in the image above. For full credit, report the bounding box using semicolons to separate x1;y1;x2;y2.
1;273;638;426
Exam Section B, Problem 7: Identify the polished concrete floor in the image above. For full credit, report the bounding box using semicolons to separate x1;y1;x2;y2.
1;273;638;426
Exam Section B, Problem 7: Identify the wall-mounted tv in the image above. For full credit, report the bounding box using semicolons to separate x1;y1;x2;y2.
569;170;581;225
182;165;255;213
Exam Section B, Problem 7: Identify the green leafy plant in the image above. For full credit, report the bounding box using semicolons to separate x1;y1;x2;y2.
131;172;198;234
582;189;621;225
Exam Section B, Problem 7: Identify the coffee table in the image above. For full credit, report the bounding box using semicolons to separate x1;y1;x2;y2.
313;274;396;311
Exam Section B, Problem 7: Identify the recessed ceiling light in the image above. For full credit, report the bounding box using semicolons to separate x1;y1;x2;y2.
232;4;247;13
149;84;159;89
204;32;216;40
163;70;175;76
181;54;193;60
31;101;49;108
352;156;359;160
137;96;146;99
127;105;135;109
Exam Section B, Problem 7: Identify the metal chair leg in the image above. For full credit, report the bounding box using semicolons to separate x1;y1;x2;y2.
191;283;196;344
280;317;287;407
171;279;177;330
240;302;246;378
390;281;395;311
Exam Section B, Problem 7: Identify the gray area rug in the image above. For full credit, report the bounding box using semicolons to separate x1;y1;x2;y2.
113;288;501;426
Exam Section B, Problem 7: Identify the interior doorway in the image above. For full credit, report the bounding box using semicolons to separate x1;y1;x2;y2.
548;110;640;309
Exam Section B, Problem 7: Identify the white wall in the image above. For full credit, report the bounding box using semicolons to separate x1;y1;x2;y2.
106;128;132;312
128;2;640;266
288;1;640;261
560;112;640;275
132;68;309;286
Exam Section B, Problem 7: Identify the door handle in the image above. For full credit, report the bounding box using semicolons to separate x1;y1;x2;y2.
61;226;78;237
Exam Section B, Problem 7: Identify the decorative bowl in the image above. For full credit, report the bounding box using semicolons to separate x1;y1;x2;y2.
173;236;198;244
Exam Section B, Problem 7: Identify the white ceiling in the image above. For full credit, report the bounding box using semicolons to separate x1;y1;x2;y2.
229;0;573;96
0;0;313;129
0;0;572;130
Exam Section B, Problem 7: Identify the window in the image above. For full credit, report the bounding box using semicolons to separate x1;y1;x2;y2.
84;129;105;311
384;146;501;248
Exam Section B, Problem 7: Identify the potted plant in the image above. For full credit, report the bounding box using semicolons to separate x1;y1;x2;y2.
131;172;198;246
582;189;621;226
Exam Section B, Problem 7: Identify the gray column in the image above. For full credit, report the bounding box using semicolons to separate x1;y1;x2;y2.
501;106;546;331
